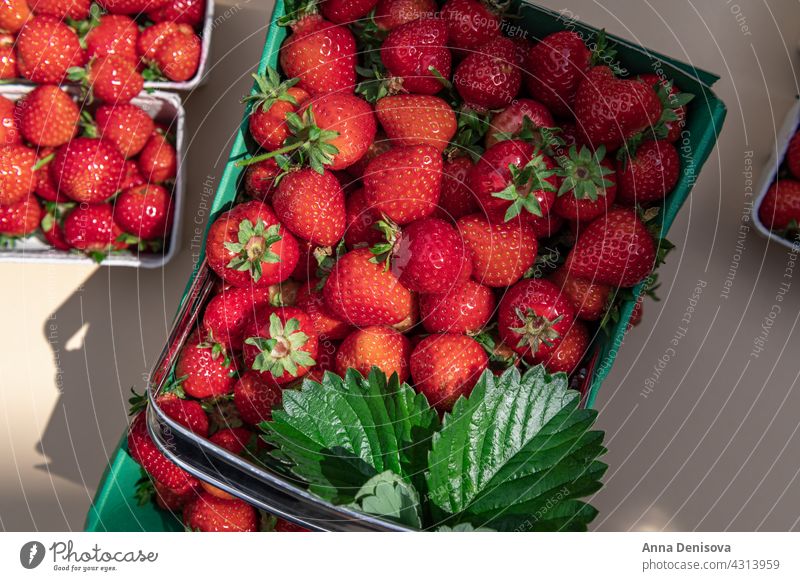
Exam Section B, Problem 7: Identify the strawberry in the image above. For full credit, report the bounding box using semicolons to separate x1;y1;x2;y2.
94;104;155;159
436;156;478;220
552;145;617;223
336;325;410;382
0;96;20;146
320;0;378;24
419;279;495;334
156;392;209;437
175;334;237;398
127;413;198;494
242;307;319;385
524;31;591;117
0;196;42;241
137;21;185;61
233;372;283;425
202;286;271;351
85;14;139;61
51;138;126;203
206;200;300;288
272;168;346;246
98;0;170;15
147;0;205;27
34;151;60;201
628;296;644;329
344;187;382;249
527;211;564;240
453;37;520;110
0;0;29;33
295;279;352;341
457;213;537;287
137;132;177;183
574;66;663;151
440;0;501;53
153;27;201;82
0;33;18;79
245;68;310;152
16;16;85;83
120;159;145;190
467;139;559;222
617;140;679;206
183;492;258;532
485;99;555;149
345;134;391;180
787;131;800;181
565;207;656;287
16;85;80;148
41;205;71;250
275;519;310;532
498;278;576;362
375;95;456;152
0;144;37;205
409;333;488;411
279;15;356;96
381;17;451;95
243;158;280;201
28;0;91;19
535;320;590;375
73;54;144;104
374;0;436;31
550;267;611;322
153;480;198;512
510;36;532;67
758;179;800;231
323;247;413;326
363;144;442;225
63;203;128;257
113;184;173;241
208;427;255;455
638;74;689;143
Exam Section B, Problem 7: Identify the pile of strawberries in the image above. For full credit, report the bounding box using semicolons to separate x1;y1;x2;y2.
0;86;177;259
126;0;692;531
759;127;800;242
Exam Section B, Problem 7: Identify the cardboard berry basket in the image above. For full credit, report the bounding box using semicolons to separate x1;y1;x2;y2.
86;0;726;531
0;85;186;268
752;98;800;251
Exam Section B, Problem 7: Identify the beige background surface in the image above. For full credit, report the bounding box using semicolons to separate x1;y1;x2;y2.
1;0;799;531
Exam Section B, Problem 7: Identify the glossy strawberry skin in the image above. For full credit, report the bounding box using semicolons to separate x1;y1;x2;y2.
788;131;800;181
550;267;611;322
138;132;177;183
323;248;414;327
617;140;679;206
51;138;126;203
453;37;520;110
0;144;37;205
147;0;206;27
553;158;618;223
375;95;456;152
95;104;155;159
527;211;565;240
381;17;451;95
525;31;591;117
137;21;186;61
638;73;687;143
301;93;376;170
16;16;86;83
243;158;280;201
440;0;501;53
113;184;173;240
156;393;209;437
209;428;256;456
175;335;237;399
320;0;378;24
335;325;411;382
87;55;144;105
374;0;436;31
155;28;201;82
249;86;310;152
203;286;271;351
0;0;29;33
485;99;555;149
458;213;537;288
0;94;18;148
63;202;129;252
410;333;488;412
233;372;283;426
183;492;258;532
436;156;478;220
295;280;352;341
344;187;383;249
0;33;18;79
42;213;70;250
0;196;42;238
758;179;800;231
272;168;345;247
16;85;80;148
419;279;495;334
565;207;656;288
86;14;139;61
535;320;590;375
100;0;172;15
363;144;442;225
280;15;356;96
34;148;60;202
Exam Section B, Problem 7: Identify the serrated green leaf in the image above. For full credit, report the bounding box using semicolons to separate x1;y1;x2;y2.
349;471;422;529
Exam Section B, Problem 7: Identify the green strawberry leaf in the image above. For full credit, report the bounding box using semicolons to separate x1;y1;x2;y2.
437;523;496;532
349;471;422;529
134;470;156;507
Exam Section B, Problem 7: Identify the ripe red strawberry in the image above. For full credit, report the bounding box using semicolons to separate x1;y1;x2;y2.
565;207;656;287
233;372;282;425
246;69;310;152
617;140;679;206
320;0;378;24
242;307;319;385
85;14;139;61
113;184;173;241
16;16;85;83
127;413;198;494
628;296;644;329
467;139;559;222
137;21;185;61
33;148;60;202
323;247;413;326
410;333;488;411
120;159;145;190
94;104;155;159
0;196;42;240
787;131;800;181
41;205;71;250
183;492;258;532
550;267;611;322
440;0;501;53
207;201;299;288
63;203;128;256
375;95;456;152
99;0;171;15
535;320;590;375
203;286;271;351
153;27;201;82
209;427;255;455
279;15;356;96
336;325;410;382
51;138;126;203
138;132;177;183
453;37;520;110
0;33;18;79
758;179;800;231
552;146;617;223
156;392;209;437
436;156;478;220
175;334;237;398
344;187;382;249
0;99;17;149
153;480;198;512
0;144;38;205
638;73;688;143
458;213;537;287
527;211;564;239
147;0;205;27
28;0;91;19
243;158;280;201
363;144;442;225
76;54;144;104
272;168;345;247
381;17;451;95
382;216;472;294
16;85;80;148
574;66;663;151
374;0;436;31
275;519;310;532
345;133;391;180
295;280;352;341
498;278;576;362
525;31;591;117
419;279;495;334
0;0;29;33
485;99;555;149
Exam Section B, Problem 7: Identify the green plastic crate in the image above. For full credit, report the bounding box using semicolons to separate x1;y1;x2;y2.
86;0;726;531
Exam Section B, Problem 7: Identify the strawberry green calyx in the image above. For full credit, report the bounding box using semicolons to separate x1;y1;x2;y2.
638;205;675;268
498;116;565;157
446;107;491;161
589;29;623;76
368;217;400;270
243;68;300;113
116;232;164;253
278;0;319;27
492;151;559;221
67;2;103;48
556;144;614;201
510;308;564;355
224;218;283;283
651;80;694;138
245;313;316;379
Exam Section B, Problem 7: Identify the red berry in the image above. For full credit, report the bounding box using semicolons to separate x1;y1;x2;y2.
175;334;237;398
138;132;177;183
375;94;456;152
16;16;86;83
320;0;378;24
344;187;383;249
617;140;680;206
381;17;451;95
242;158;280;201
147;0;206;27
419;279;495;334
295;280;352;341
63;202;128;254
453;37;520;110
335;325;411;382
436;156;478;220
758;179;800;231
272;168;346;247
0;144;37;205
127;412;198;494
485;99;555;149
183;492;258;532
51;138;126;203
113;184;173;240
550;267;612;322
86;14;139;61
16;85;80;148
788;130;800;181
525;31;591;117
234;372;283;425
0;195;42;239
157;392;209;437
154;27;201;82
374;0;436;31
440;0;501;53
535;320;590;375
95;104;155;159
